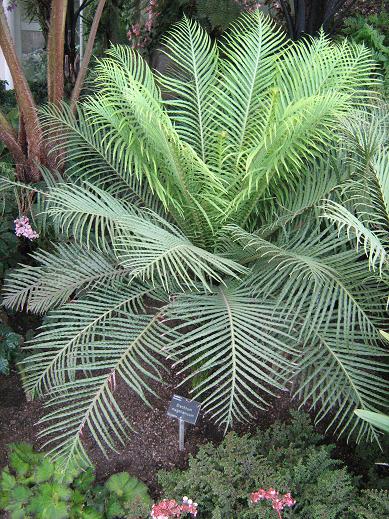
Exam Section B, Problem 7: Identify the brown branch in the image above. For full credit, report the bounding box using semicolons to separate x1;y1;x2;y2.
47;0;69;105
279;0;295;39
0;124;27;170
71;0;107;112
0;3;42;179
0;109;16;140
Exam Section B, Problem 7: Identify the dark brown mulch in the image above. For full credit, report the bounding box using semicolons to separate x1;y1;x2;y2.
0;363;298;494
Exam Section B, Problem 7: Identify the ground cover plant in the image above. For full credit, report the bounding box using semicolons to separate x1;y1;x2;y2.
158;412;389;518
1;10;388;471
0;443;151;518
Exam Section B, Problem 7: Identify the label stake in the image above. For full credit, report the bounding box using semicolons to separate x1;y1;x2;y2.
179;418;185;451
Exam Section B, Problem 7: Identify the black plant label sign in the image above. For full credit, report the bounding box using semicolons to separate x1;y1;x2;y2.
167;394;201;425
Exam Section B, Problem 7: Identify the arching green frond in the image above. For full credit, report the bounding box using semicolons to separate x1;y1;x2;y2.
322;110;389;273
258;154;345;238
159;16;218;162
2;243;131;314
91;46;221;232
114;214;247;291
43;182;245;290
323;200;388;273
39;104;163;213
278;32;377;104
166;284;297;429
294;323;388;443
36;310;175;471
215;10;285;156
45;182;136;250
225;225;382;343
20;281;164;398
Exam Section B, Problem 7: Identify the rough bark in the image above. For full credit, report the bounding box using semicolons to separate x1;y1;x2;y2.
47;0;68;105
0;3;42;180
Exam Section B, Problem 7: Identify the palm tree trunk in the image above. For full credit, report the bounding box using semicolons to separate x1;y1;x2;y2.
47;0;69;105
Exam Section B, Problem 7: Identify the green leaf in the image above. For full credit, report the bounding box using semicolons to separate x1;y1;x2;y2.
33;459;55;483
105;472;150;502
0;468;16;493
354;410;389;433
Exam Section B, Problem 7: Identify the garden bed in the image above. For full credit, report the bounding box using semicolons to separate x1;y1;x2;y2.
0;368;300;491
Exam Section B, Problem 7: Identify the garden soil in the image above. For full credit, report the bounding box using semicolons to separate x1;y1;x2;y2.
0;365;297;494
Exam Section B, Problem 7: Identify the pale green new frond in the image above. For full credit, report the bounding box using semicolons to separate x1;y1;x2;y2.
224;33;376;224
36;311;175;471
159;16;218;162
2;243;132;314
278;32;377;105
294;323;388;442
92;47;221;232
114;212;247;291
228;90;355;224
165;284;297;429
216;10;285;155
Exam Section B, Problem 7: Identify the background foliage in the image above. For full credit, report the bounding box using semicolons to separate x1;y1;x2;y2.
341;12;389;95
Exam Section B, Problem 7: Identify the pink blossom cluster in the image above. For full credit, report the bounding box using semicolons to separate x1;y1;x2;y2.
151;497;198;519
14;216;39;240
127;0;159;50
250;488;296;518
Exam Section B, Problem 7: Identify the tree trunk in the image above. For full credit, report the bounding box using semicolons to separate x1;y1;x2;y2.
0;4;42;181
71;0;107;111
47;0;68;105
306;0;327;34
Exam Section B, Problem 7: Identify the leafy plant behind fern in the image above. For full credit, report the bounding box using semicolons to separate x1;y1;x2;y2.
1;11;388;470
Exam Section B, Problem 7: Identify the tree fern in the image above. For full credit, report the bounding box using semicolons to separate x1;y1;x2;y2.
2;11;387;469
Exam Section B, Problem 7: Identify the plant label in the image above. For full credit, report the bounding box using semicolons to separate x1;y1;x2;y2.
167;394;201;425
167;395;201;451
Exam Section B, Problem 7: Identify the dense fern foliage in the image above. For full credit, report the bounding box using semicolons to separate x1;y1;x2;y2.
1;11;388;469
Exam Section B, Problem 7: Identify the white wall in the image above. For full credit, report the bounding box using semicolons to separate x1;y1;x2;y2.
0;0;42;89
0;1;18;89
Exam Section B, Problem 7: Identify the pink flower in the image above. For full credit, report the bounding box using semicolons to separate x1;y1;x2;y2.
14;216;39;240
151;499;181;519
282;492;296;507
250;488;296;518
151;497;198;518
126;0;159;48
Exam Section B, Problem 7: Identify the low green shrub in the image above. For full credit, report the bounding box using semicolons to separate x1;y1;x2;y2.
0;443;151;518
158;412;389;518
341;13;389;95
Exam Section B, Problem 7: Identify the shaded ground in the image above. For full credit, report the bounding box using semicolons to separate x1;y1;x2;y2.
0;365;297;493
